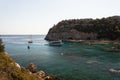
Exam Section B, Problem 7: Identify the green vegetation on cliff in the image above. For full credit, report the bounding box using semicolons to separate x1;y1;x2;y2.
46;16;120;40
0;52;40;80
0;39;4;52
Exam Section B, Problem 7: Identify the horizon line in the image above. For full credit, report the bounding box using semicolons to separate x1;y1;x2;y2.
0;34;47;35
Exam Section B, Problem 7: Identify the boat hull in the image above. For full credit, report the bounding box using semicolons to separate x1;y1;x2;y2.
49;40;62;46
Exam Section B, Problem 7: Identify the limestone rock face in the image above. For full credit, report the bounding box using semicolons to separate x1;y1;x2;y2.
45;16;120;41
45;24;97;41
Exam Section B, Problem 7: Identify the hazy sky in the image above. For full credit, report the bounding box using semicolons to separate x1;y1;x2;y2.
0;0;120;34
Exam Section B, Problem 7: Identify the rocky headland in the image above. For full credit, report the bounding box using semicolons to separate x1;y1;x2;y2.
45;16;120;41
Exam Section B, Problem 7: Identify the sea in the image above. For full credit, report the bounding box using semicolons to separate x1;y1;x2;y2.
1;35;120;80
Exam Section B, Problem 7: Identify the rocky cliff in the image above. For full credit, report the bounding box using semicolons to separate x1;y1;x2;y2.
45;16;120;41
0;52;61;80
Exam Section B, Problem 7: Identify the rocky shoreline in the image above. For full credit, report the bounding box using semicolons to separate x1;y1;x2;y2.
65;40;120;44
0;52;61;80
25;63;61;80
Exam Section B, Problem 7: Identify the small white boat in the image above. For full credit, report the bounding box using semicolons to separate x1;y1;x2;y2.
28;35;33;43
49;40;62;46
28;40;33;43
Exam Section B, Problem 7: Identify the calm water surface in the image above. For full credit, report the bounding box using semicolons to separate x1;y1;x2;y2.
1;35;120;80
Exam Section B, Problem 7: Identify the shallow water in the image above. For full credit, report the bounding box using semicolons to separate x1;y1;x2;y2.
1;35;120;80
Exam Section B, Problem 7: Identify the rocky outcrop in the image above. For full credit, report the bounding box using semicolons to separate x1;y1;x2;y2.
26;63;61;80
45;16;120;41
109;68;120;73
26;63;37;73
0;52;61;80
45;28;97;41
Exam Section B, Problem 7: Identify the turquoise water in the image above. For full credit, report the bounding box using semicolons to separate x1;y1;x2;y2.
1;35;120;80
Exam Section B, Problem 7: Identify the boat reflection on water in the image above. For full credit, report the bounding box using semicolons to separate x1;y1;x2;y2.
49;40;62;46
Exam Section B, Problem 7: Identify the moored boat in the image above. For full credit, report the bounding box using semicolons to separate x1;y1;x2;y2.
28;40;33;43
28;35;33;43
49;40;62;46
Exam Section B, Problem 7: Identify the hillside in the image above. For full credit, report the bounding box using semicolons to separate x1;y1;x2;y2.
45;16;120;41
0;52;42;80
0;39;60;80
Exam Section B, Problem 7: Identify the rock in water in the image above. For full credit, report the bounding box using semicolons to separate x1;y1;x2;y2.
36;70;46;78
26;63;37;73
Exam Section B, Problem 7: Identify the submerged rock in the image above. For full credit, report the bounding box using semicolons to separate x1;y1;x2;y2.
103;45;120;52
86;60;99;64
109;68;120;73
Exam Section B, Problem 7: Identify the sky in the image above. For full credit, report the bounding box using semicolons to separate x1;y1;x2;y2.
0;0;120;35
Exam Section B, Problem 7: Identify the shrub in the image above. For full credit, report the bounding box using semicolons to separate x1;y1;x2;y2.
0;38;4;52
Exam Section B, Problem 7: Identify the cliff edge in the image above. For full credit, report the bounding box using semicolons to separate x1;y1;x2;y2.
45;16;120;41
